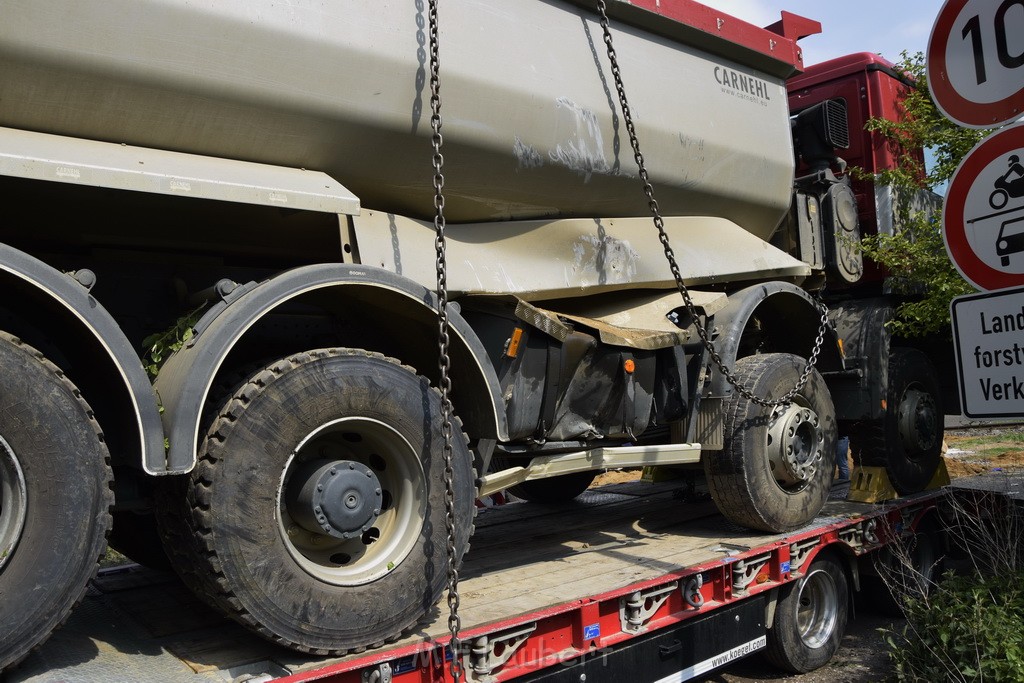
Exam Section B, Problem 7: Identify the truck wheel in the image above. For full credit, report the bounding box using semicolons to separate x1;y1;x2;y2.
0;332;113;670
507;471;597;503
705;353;835;533
108;510;171;570
851;348;941;494
765;553;848;673
162;349;475;654
490;457;597;503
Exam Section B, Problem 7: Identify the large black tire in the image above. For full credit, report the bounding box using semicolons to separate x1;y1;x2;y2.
850;348;942;494
0;332;113;670
507;472;597;503
156;349;475;654
108;510;171;570
765;553;849;673
490;457;597;503
705;353;836;533
860;513;943;616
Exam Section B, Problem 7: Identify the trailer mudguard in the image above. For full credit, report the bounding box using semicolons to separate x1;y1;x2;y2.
708;282;844;397
0;243;166;473
154;263;507;473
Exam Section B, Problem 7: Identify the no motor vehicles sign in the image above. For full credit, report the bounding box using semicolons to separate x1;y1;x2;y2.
952;285;1024;416
943;122;1024;291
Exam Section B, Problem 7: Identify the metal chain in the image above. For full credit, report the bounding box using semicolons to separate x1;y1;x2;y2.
427;1;464;681
595;0;829;407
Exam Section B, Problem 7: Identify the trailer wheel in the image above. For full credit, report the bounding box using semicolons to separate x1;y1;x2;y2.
861;514;943;616
851;348;941;494
705;353;835;533
162;349;475;654
765;554;848;673
0;332;113;670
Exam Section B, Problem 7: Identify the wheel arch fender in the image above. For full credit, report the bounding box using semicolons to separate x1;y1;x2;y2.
0;243;166;472
709;282;843;397
154;263;507;473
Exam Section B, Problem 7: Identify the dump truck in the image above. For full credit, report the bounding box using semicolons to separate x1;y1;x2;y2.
0;0;950;671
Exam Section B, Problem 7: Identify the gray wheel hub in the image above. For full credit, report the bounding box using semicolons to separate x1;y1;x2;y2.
768;403;823;486
897;388;938;455
0;434;27;571
286;460;383;540
278;417;426;586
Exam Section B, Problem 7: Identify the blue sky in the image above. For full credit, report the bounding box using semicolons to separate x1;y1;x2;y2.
701;1;941;67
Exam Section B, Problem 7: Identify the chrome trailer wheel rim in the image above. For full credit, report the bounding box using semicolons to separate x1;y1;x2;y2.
796;566;840;649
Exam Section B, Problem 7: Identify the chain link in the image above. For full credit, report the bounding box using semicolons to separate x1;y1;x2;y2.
427;1;464;681
595;1;829;407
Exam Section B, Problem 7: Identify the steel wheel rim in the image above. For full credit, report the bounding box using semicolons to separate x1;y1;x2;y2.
795;567;839;649
897;386;938;460
278;417;425;586
767;398;824;491
0;434;27;571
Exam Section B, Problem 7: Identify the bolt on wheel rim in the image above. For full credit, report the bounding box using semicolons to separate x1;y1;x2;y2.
796;567;839;649
278;417;425;586
767;400;824;488
0;434;27;571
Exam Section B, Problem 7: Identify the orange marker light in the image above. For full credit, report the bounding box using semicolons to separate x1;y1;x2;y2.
624;359;636;374
506;328;523;358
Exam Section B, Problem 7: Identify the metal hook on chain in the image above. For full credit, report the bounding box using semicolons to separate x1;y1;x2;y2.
594;0;830;408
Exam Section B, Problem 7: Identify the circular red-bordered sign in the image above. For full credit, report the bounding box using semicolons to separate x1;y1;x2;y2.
944;122;1024;290
928;0;1024;129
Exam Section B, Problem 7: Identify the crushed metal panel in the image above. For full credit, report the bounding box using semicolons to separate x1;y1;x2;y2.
353;211;811;299
518;290;728;350
514;300;573;342
0;126;360;215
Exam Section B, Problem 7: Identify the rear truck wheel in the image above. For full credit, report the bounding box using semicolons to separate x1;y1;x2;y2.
765;553;849;673
507;471;597;503
490;457;597;503
0;332;113;670
108;510;171;570
705;353;836;533
159;349;475;654
851;348;942;494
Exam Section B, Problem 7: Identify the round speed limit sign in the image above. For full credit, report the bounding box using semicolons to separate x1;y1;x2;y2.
928;0;1024;129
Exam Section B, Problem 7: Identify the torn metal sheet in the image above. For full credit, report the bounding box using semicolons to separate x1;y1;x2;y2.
516;290;727;350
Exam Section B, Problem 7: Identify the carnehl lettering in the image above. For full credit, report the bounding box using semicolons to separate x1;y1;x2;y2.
979;375;1024;401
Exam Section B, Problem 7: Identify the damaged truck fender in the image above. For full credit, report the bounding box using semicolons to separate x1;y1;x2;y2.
154;263;508;472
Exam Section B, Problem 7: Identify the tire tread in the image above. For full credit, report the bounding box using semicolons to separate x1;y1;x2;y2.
0;331;114;671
